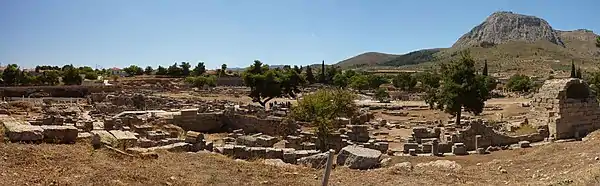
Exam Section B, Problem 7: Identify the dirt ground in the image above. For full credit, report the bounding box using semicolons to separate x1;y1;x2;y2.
0;132;599;186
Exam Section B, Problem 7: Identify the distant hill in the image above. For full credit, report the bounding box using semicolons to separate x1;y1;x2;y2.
335;52;399;69
334;11;600;76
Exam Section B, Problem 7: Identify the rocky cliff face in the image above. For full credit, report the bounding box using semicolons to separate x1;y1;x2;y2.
452;11;564;48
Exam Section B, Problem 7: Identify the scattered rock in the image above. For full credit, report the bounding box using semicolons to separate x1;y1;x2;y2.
263;159;292;167
389;162;413;173
336;146;382;170
297;152;329;169
415;160;462;171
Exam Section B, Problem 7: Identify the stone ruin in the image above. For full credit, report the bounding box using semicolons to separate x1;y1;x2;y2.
529;78;600;139
403;119;548;156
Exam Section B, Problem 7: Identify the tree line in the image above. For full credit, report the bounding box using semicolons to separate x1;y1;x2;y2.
2;64;90;86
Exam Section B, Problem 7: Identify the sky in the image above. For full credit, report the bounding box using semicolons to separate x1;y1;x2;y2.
0;0;598;69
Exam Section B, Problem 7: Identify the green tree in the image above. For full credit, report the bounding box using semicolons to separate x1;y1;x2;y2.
242;60;301;107
415;72;441;88
374;88;390;103
144;66;154;75
220;64;228;76
19;71;40;86
332;70;356;88
78;66;94;73
349;74;369;91
324;65;340;84
290;89;358;151
123;65;143;76
482;60;488;76
366;75;388;89
185;75;217;88
167;63;182;77
192;62;206;76
40;70;60;85
596;36;600;48
392;72;417;91
425;51;490;125
506;74;533;92
585;71;600;101
180;62;191;76
84;71;98;80
2;64;20;86
320;60;326;83
570;60;576;78
156;66;167;75
305;65;316;84
62;66;83;85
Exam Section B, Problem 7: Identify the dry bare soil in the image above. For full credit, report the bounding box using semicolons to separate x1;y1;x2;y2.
1;131;599;186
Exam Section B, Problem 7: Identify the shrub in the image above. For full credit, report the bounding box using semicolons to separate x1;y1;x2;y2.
506;74;533;92
291;89;358;122
185;76;217;88
374;88;390;103
290;88;358;151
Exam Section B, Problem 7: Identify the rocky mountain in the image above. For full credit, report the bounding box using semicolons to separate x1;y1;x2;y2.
453;11;564;48
335;11;599;75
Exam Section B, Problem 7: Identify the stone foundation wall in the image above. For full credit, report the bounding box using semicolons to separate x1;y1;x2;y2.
172;110;298;136
453;120;547;150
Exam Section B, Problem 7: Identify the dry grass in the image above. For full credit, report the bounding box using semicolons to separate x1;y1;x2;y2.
0;132;599;185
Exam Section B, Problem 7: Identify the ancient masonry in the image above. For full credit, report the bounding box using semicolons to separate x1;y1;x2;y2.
529;78;600;139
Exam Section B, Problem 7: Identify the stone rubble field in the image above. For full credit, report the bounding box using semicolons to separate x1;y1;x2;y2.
1;78;600;185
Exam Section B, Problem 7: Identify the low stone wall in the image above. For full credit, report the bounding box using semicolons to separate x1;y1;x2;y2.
172;110;298;136
1;116;78;143
452;120;547;150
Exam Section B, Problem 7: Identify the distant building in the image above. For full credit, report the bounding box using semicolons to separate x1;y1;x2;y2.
108;67;127;76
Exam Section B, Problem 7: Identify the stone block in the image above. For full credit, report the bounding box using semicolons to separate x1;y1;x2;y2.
138;138;158;148
256;135;278;147
184;131;205;144
40;125;78;143
233;145;250;159
337;146;382;170
109;130;138;149
91;130;118;148
297;152;329;169
3;121;44;142
148;142;191;152
249;147;267;159
452;143;468;155
403;143;418;153
146;130;169;141
265;148;284;159
409;149;417;156
519;141;531;148
236;135;257;146
283;151;297;164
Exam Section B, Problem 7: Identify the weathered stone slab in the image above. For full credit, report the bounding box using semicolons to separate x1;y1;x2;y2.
40;125;78;143
148;142;191;152
184;131;205;144
109;130;138;148
91;130;118;147
3;121;44;142
297;152;329;169
336;146;382;170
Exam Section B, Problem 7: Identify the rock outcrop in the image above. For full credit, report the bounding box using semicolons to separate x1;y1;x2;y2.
452;11;564;48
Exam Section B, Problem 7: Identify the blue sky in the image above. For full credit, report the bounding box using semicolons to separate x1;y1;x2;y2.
1;0;598;69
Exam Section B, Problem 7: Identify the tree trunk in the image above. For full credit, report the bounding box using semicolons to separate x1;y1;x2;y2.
455;111;461;125
258;97;274;108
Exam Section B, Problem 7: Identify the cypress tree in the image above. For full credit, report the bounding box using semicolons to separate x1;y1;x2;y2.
482;60;488;76
570;60;576;78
